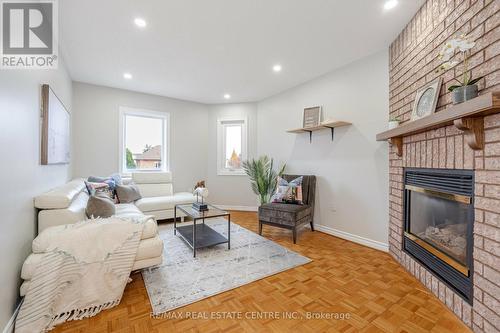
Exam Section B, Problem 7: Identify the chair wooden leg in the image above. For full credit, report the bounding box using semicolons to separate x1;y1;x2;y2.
259;221;263;235
310;221;314;231
292;227;297;244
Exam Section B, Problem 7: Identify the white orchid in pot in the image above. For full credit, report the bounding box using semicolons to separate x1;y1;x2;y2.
436;33;483;104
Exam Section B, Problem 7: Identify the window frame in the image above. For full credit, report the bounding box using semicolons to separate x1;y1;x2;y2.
119;107;170;174
217;117;248;176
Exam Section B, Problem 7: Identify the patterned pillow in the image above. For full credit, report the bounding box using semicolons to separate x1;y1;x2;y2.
84;181;115;201
87;175;122;201
271;176;303;205
87;176;117;191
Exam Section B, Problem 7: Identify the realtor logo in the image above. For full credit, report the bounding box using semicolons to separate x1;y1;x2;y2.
1;0;58;69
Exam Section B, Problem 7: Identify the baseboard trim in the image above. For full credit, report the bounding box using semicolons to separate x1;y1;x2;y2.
2;301;21;333
315;224;389;252
214;205;258;212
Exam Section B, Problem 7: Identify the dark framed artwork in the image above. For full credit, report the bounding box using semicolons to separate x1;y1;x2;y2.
41;84;70;165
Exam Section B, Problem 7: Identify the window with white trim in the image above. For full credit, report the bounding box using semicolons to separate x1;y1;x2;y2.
119;107;169;173
217;118;247;175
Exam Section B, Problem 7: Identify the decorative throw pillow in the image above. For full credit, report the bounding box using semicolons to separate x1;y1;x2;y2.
115;184;142;203
110;173;123;186
272;176;304;204
88;176;116;191
88;173;122;189
86;194;115;218
84;181;115;200
87;175;122;202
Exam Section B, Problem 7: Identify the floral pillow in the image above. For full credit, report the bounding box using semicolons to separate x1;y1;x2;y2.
271;176;303;205
84;181;116;202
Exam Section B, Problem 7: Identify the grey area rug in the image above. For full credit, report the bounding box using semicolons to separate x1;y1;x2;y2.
142;218;311;314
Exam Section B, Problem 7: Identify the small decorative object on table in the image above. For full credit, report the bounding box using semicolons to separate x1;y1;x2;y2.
436;33;483;104
194;180;206;188
303;106;321;128
410;78;442;121
192;186;209;211
388;117;400;130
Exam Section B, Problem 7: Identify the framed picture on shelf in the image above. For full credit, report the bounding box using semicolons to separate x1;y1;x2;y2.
410;78;442;121
303;106;321;128
40;84;70;165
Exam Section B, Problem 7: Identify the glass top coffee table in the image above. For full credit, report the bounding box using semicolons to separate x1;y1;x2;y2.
174;204;230;257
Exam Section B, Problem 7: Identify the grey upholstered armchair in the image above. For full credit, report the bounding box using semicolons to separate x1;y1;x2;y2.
258;175;316;243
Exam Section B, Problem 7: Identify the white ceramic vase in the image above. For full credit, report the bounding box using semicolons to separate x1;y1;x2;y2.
388;120;400;130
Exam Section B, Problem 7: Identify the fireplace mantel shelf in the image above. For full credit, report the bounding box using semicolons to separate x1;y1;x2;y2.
376;92;500;156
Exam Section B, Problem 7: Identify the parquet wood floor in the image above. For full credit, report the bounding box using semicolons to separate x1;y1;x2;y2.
52;211;471;333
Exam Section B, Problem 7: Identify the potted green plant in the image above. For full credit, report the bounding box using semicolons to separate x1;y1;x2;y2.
436;33;483;104
242;156;286;204
389;116;400;130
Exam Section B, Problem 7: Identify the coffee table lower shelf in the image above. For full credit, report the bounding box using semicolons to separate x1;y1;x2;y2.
176;223;229;252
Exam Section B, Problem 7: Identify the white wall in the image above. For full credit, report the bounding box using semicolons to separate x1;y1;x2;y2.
72;82;209;193
72;84;261;207
0;61;73;329
207;103;259;208
257;50;389;248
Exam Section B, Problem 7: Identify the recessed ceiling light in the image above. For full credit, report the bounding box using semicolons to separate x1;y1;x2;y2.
123;72;133;79
134;18;147;28
223;94;231;99
273;64;282;72
384;0;398;10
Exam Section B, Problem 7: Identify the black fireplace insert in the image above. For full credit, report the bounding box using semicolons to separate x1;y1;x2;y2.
403;168;474;304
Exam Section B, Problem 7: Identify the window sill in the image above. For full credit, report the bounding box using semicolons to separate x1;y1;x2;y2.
121;169;168;177
217;170;246;176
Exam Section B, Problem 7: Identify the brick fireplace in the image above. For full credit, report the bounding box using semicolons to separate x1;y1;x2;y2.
388;0;499;332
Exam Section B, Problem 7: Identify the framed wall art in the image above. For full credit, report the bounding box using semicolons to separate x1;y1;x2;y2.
303;106;322;128
410;78;442;121
40;84;70;165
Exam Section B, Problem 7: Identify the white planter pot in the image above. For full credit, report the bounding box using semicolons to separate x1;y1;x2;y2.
388;121;400;130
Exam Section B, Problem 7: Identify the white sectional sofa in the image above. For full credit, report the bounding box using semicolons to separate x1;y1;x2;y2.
132;172;196;220
20;172;196;297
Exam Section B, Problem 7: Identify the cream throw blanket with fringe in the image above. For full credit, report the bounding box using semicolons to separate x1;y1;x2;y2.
15;216;151;333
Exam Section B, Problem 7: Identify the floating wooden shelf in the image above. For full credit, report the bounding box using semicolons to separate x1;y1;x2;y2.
376;92;500;156
287;120;352;142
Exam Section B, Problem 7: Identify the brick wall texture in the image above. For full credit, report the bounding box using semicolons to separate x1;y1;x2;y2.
388;0;499;332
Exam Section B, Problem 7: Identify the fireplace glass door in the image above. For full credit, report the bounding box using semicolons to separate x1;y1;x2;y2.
406;186;472;266
404;168;474;302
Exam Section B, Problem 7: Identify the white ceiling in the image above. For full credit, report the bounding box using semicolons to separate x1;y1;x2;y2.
60;0;424;104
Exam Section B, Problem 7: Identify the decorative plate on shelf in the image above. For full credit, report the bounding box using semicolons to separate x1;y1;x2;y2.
410;78;442;121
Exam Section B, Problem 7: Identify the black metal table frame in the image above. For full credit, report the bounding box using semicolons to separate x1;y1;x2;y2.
174;204;230;257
